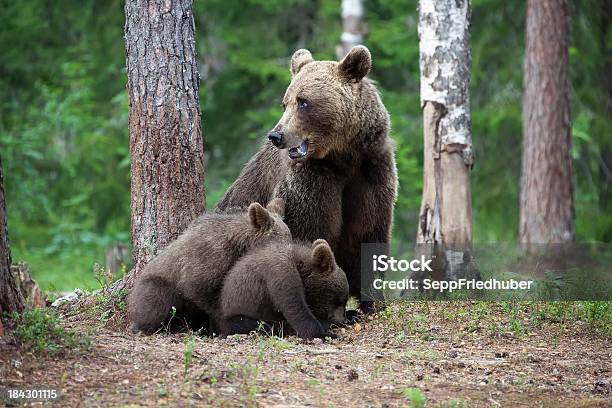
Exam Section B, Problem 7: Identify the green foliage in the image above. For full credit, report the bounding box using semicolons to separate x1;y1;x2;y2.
1;0;610;290
8;308;91;355
183;334;196;377
403;387;427;408
1;0;129;291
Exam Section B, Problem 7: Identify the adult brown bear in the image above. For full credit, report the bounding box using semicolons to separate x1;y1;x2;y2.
216;46;397;313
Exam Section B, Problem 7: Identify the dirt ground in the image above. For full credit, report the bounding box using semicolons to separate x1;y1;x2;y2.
1;302;610;407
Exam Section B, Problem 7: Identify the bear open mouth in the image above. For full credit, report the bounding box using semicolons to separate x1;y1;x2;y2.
288;141;308;159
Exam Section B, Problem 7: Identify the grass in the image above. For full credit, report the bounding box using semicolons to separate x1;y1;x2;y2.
183;334;196;377
378;300;612;338
7;308;91;355
403;387;426;408
12;246;100;292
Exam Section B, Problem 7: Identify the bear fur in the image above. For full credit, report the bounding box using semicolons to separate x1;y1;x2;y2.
128;199;290;334
218;239;349;339
216;46;397;309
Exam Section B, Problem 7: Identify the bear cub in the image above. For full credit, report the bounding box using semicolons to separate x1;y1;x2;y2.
218;239;349;339
128;199;290;334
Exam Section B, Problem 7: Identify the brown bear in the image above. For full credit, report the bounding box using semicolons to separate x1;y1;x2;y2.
128;199;290;334
216;46;397;312
217;239;349;339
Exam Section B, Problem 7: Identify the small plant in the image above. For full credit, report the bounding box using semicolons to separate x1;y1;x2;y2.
164;306;178;334
239;359;259;404
395;330;407;342
183;334;196;377
9;308;91;355
93;263;114;290
438;398;468;408
509;314;524;337
488;320;500;337
403;387;426;408
256;320;267;334
582;301;612;334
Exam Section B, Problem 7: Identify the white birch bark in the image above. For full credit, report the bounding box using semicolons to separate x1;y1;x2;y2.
337;0;366;59
419;0;472;162
416;0;475;280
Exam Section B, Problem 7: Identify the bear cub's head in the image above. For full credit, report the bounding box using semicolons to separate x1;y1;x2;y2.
304;239;349;326
267;45;385;160
247;198;291;244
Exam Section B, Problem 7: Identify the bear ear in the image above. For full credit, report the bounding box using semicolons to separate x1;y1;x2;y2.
291;49;314;76
248;202;271;231
312;241;335;274
338;45;371;82
266;198;285;217
311;238;328;249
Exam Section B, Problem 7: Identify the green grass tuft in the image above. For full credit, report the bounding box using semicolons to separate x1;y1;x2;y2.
8;308;91;355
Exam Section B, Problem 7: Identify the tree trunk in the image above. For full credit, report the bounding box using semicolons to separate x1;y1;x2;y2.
0;154;25;322
124;0;205;286
416;0;475;279
337;0;366;59
520;0;574;244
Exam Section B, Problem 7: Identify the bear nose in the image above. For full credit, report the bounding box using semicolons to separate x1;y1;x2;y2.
267;131;284;147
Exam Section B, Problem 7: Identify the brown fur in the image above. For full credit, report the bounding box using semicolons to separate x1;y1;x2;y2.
127;199;290;334
216;46;397;306
218;239;349;339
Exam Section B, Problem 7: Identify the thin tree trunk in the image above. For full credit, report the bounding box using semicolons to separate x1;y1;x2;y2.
0;154;25;327
124;0;205;286
417;0;475;279
337;0;366;59
520;0;574;244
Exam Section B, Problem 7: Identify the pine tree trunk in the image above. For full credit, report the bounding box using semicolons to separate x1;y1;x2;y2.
417;0;475;279
124;0;205;286
520;0;575;244
337;0;365;59
0;154;25;322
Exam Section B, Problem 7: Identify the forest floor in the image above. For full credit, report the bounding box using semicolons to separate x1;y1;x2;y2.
1;301;611;407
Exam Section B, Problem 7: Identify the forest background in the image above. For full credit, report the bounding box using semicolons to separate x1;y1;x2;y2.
1;0;610;291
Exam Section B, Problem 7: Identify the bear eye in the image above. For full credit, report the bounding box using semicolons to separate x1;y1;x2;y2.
296;97;309;110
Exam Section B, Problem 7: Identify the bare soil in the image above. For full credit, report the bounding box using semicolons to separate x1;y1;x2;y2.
1;302;610;407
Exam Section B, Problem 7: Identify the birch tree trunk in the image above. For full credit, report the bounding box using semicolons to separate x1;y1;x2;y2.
124;0;205;286
337;0;366;59
520;0;575;245
0;154;25;334
417;0;475;279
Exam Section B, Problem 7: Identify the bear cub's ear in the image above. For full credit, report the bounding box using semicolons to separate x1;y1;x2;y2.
338;45;371;83
248;202;272;231
312;240;335;274
266;198;285;217
291;49;314;76
312;238;328;248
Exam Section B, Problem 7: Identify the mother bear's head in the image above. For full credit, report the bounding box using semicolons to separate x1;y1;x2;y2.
267;45;390;161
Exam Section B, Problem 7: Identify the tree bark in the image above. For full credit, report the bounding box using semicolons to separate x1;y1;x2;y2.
124;0;205;285
417;0;475;279
520;0;574;244
337;0;366;59
0;154;25;318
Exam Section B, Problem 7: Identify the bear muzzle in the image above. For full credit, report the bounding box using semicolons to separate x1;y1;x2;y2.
267;130;309;159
